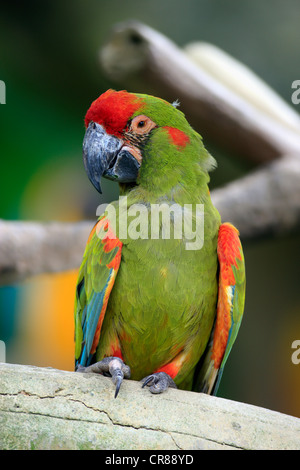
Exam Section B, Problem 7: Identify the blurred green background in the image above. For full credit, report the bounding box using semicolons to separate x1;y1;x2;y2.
0;0;300;418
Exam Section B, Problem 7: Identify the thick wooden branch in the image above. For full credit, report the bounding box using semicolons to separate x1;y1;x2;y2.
100;21;300;164
0;363;299;450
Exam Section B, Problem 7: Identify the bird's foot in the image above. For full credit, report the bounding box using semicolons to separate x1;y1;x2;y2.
76;357;131;398
141;372;177;394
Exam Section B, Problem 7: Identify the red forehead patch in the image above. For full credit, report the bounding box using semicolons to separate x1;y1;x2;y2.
163;126;190;148
84;89;143;137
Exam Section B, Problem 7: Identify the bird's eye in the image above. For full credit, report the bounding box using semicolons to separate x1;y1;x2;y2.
130;115;156;135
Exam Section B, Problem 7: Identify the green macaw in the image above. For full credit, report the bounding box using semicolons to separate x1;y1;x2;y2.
75;89;245;398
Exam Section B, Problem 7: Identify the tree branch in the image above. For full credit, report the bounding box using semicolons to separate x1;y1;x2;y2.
1;363;299;450
211;155;300;238
100;21;300;164
0;219;92;285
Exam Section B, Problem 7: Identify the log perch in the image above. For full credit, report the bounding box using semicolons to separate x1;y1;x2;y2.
0;363;299;450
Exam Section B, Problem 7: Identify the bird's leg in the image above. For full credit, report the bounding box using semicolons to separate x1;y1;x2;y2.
76;357;131;398
141;372;177;394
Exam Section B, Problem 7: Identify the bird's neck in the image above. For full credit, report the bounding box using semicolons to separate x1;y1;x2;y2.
119;176;211;207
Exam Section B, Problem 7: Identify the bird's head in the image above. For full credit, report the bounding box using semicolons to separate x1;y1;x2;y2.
83;89;215;194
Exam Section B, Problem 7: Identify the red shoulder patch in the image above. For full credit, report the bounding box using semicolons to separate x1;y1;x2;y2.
96;218;122;270
85;89;143;137
163;126;190;148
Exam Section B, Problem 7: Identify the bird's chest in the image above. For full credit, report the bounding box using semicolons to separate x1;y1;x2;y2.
105;237;218;364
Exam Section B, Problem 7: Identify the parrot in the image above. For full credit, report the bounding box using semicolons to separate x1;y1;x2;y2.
74;89;245;398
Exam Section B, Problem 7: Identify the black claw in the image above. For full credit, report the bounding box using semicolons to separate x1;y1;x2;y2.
114;374;123;398
75;356;131;398
110;360;126;399
141;372;177;394
142;375;156;388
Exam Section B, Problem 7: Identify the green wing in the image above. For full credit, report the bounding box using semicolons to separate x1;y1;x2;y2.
74;217;122;368
194;223;246;395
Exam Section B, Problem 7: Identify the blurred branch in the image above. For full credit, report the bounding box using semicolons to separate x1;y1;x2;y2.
211;155;300;238
100;21;300;164
0;219;92;285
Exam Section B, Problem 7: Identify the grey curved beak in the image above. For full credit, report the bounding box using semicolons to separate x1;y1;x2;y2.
83;122;140;194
